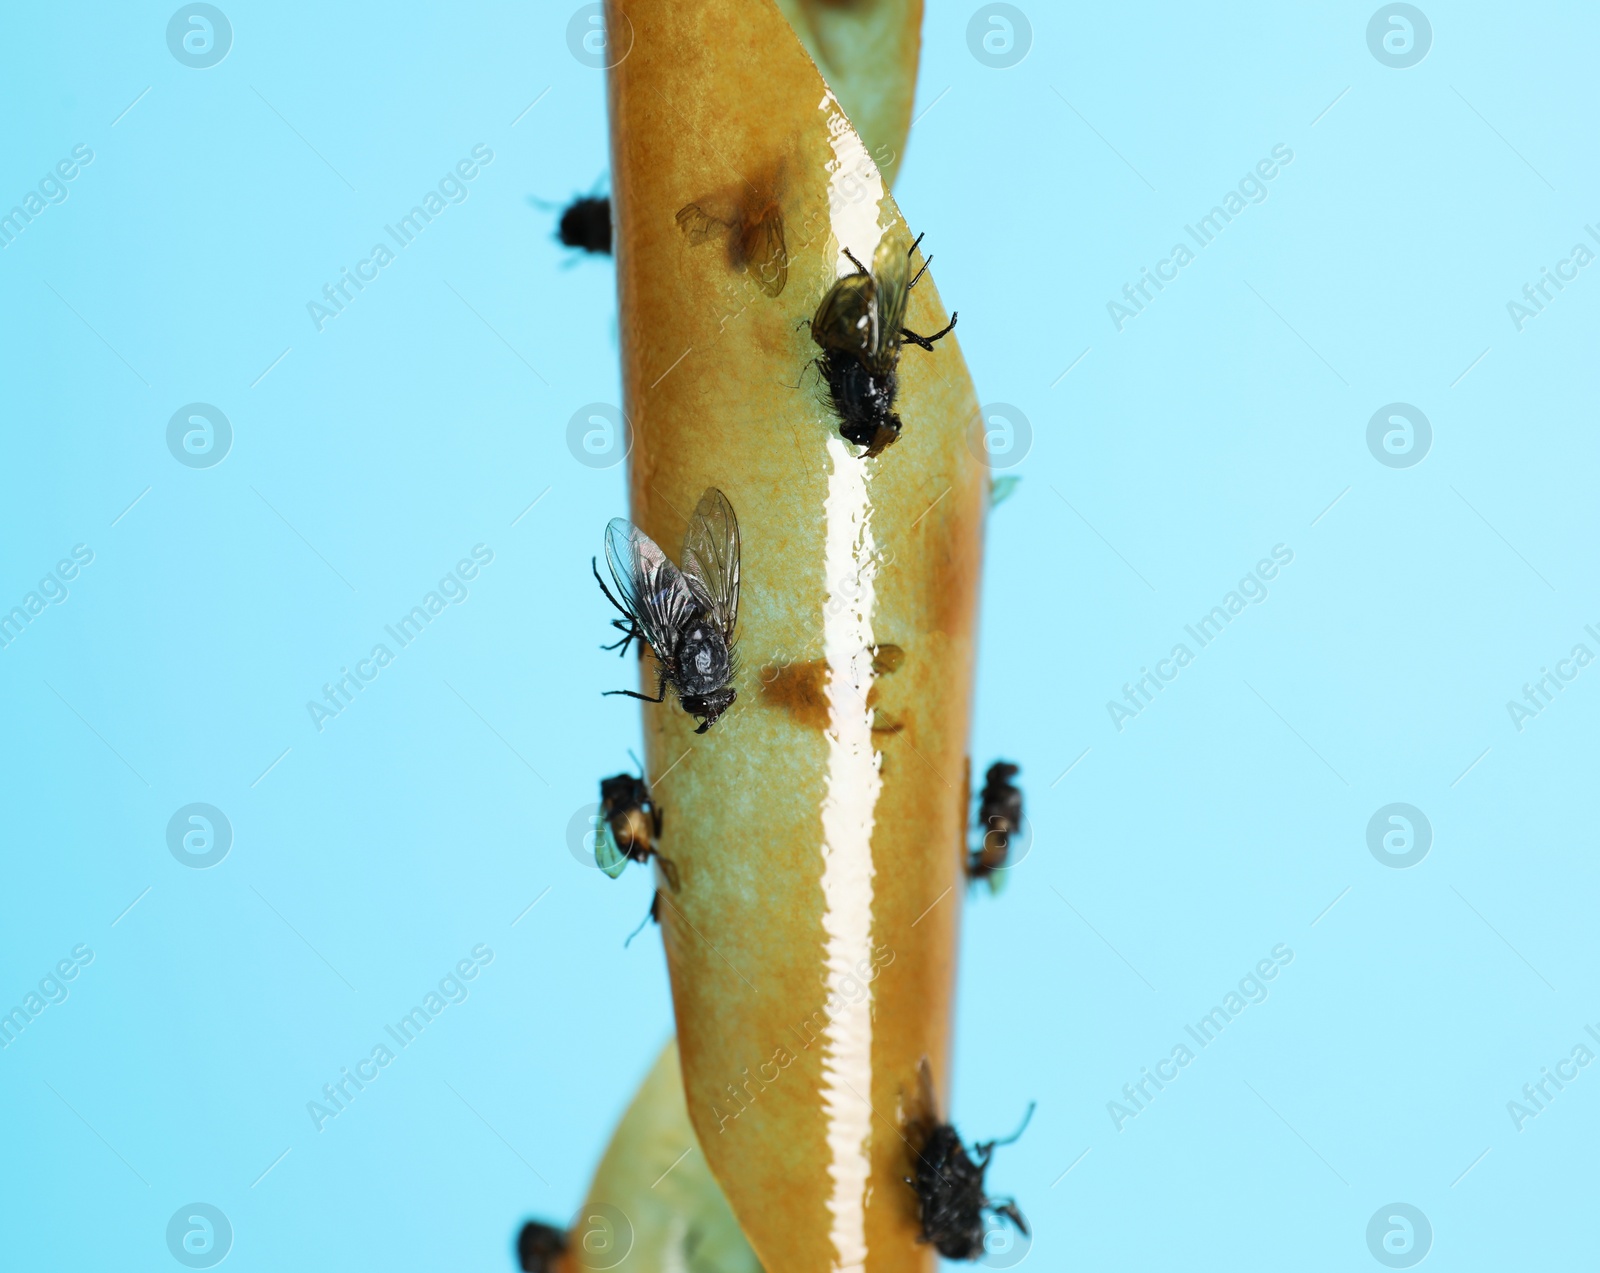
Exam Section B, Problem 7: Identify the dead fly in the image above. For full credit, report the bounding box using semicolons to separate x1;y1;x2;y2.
595;768;678;891
515;1220;566;1272
905;1060;1034;1261
594;487;741;734
676;176;788;297
558;195;611;254
809;231;957;458
599;760;673;947
968;761;1023;889
529;188;611;255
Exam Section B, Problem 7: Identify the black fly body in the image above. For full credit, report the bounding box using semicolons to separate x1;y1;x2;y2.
594;488;741;734
968;761;1023;883
529;186;611;255
809;230;957;458
557;194;611;254
515;1220;566;1272
906;1060;1033;1260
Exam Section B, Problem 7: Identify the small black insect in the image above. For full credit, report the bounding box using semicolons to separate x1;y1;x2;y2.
594;487;741;734
595;769;679;890
515;1219;566;1272
809;230;957;458
968;761;1023;888
906;1060;1033;1261
558;194;611;254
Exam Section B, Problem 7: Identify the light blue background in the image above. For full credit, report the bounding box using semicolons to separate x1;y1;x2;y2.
2;2;1594;1269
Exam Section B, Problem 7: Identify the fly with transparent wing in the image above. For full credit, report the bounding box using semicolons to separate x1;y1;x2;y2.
809;230;958;458
904;1058;1034;1260
593;487;741;733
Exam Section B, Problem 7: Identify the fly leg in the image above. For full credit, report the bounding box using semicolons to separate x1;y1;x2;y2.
907;232;932;289
594;558;645;656
593;558;633;618
603;685;668;703
901;312;957;351
601;618;643;657
989;1200;1029;1236
782;357;826;392
604;666;669;703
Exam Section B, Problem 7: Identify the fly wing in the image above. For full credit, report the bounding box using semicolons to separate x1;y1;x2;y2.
605;518;697;658
905;1055;941;1149
675;202;731;246
594;818;628;878
741;207;788;298
866;231;913;372
679;488;740;641
810;269;879;359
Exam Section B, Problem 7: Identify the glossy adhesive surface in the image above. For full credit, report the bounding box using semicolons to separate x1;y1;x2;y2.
604;2;985;1267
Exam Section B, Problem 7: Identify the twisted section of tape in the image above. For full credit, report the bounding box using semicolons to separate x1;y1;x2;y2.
575;1;983;1266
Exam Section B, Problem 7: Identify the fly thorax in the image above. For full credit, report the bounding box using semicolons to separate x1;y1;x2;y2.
676;626;729;694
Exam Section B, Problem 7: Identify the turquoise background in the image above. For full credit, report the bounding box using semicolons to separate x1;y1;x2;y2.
2;1;1595;1269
